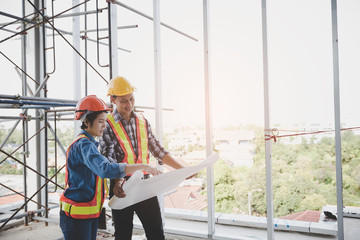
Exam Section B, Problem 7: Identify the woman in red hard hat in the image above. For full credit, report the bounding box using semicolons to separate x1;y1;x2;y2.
59;95;161;240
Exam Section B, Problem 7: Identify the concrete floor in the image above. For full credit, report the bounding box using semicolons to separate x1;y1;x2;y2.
0;218;360;240
2;215;359;240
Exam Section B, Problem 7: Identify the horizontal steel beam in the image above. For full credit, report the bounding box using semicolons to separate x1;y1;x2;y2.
0;99;76;107
0;94;78;104
80;24;138;34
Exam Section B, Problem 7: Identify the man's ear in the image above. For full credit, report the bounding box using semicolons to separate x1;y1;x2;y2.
110;96;115;104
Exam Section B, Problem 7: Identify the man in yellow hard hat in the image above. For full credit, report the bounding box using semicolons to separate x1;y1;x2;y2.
100;76;191;240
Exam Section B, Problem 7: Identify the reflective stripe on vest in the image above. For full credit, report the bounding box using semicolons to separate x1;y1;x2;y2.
59;134;107;219
107;113;149;166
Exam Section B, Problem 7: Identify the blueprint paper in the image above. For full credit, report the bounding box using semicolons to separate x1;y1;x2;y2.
108;153;218;210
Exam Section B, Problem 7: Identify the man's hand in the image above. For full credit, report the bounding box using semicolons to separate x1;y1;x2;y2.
144;165;162;176
113;178;126;198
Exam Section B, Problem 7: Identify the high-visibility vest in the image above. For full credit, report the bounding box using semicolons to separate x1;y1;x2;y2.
59;134;108;219
107;113;149;169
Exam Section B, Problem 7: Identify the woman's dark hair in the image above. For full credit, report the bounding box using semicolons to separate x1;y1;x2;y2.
80;111;107;129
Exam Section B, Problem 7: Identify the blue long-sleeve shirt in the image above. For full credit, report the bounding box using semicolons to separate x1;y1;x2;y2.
63;130;126;202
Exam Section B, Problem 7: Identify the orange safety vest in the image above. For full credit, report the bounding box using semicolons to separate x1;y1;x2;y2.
107;113;149;171
59;134;108;219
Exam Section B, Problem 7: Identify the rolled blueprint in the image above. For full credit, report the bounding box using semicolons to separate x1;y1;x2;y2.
108;153;218;210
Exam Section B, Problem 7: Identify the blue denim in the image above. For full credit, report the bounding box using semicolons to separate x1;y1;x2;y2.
60;210;99;240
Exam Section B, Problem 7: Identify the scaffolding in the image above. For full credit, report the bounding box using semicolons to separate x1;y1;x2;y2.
0;1;347;240
0;0;202;235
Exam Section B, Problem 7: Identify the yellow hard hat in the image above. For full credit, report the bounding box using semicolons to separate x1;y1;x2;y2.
107;76;135;96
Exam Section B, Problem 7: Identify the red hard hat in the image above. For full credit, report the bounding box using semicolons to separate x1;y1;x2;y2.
75;95;110;120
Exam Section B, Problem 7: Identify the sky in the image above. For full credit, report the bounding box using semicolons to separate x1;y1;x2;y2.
1;0;360;131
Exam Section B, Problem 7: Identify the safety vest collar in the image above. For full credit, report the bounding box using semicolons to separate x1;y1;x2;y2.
107;113;149;166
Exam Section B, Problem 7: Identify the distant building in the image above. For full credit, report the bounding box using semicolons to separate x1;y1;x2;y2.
181;150;206;165
167;130;205;151
273;123;335;145
213;129;255;167
166;128;255;167
164;179;207;211
278;210;321;223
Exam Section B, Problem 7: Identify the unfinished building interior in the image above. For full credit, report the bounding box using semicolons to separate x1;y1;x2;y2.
0;1;360;240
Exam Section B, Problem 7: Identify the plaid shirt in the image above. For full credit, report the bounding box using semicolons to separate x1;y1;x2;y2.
99;109;168;165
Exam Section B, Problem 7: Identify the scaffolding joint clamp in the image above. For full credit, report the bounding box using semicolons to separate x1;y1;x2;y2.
19;113;31;121
27;211;35;221
21;151;30;157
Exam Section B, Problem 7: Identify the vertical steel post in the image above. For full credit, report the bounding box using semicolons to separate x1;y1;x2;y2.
261;0;274;239
40;0;48;220
72;0;81;95
330;0;344;239
44;110;48;225
108;1;118;78
153;0;165;226
34;0;46;214
203;0;215;238
72;0;81;137
21;0;29;226
84;1;88;96
153;1;163;144
72;0;81;135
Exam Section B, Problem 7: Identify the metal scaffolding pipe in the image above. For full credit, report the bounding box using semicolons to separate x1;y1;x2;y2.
32;216;59;224
0;28;17;34
19;106;50;110
0;94;78;104
28;0;108;84
0;8;44;30
0;208;46;224
202;0;215;237
80;25;138;34
96;0;110;68
15;68;34;96
114;0;198;42
0;99;76;107
0;0;89;44
33;74;50;97
0;203;59;224
0;118;21;151
20;12;29;219
48;118;73;121
0;125;45;164
50;114;59;192
0;183;49;210
0;163;65;230
0;11;39;26
46;121;67;156
331;0;344;239
135;105;173;111
261;0;274;239
0;104;17;109
0;149;64;190
46;108;76;112
43;25;131;53
0;116;41;120
0;51;39;85
84;0;89;95
47;112;74;117
54;9;102;19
